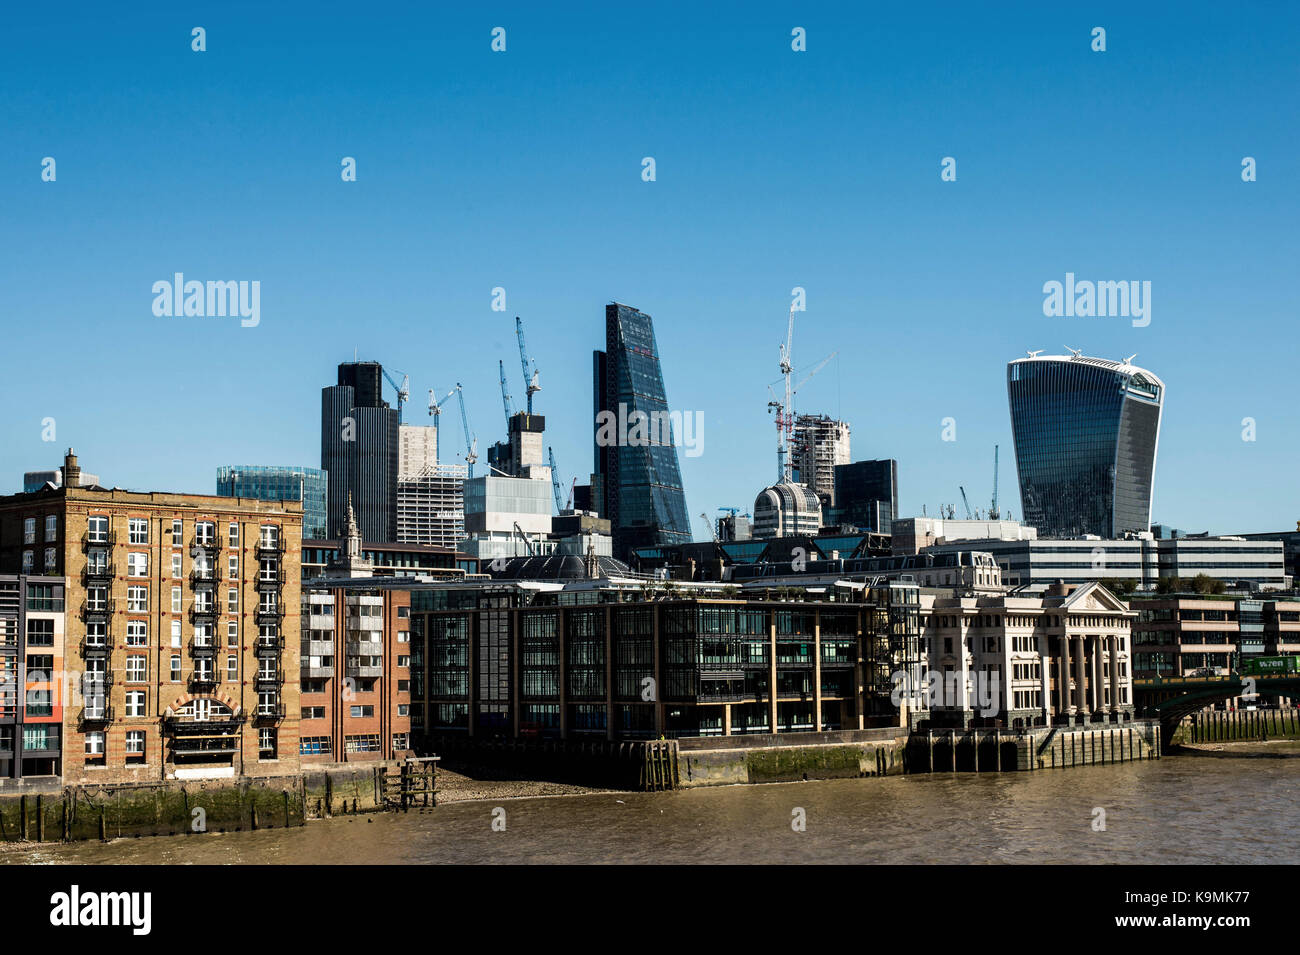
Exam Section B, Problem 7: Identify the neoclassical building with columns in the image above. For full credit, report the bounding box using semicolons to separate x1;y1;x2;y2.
917;581;1135;728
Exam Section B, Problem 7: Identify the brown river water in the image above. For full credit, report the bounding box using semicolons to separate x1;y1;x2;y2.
6;751;1299;865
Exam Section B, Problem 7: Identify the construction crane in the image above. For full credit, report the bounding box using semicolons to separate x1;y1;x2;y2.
515;316;541;414
498;359;515;429
454;382;477;477
959;486;973;520
989;445;1001;520
427;387;456;463
382;368;410;423
512;521;536;557
698;513;719;543
548;446;564;514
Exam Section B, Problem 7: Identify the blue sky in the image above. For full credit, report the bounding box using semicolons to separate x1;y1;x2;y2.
1;2;1296;535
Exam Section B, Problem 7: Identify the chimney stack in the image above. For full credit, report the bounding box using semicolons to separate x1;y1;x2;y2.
63;448;81;488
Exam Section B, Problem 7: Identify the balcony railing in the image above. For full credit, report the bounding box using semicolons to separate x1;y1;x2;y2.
189;637;220;656
256;574;283;590
79;705;113;725
80;636;110;656
80;600;115;621
255;607;284;623
189;569;218;584
188;672;221;691
256;538;285;556
80;564;116;584
255;634;285;654
254;669;282;689
81;531;116;550
251;703;286;721
189;605;219;622
190;535;221;552
82;672;114;691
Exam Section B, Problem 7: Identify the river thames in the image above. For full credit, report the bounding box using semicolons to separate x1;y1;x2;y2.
6;750;1298;865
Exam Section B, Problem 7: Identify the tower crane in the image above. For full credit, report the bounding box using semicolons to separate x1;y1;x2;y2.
382;368;410;423
515;316;541;414
548;446;564;514
427;387;456;463
698;513;720;544
498;359;515;429
959;486;973;520
454;382;478;477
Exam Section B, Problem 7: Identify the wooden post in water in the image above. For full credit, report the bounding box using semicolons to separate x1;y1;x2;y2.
35;796;44;842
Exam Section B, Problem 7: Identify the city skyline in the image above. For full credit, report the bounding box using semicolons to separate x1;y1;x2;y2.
2;6;1297;535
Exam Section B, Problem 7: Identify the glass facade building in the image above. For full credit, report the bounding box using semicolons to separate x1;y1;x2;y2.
216;465;328;540
830;459;899;533
1007;354;1164;538
593;303;691;560
321;362;400;541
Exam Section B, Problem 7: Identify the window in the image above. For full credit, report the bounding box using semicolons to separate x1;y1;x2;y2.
259;525;280;549
397;679;410;692
300;736;331;755
26;653;53;674
26;618;54;646
349;705;374;718
302;706;325;720
170;619;182;647
172;554;182;578
126;730;145;763
257;691;279;716
170;655;181;681
227;655;238;681
21;551;32;574
43;547;56;571
128;552;148;577
126;620;147;647
397;607;410;619
259;728;276;757
228;554;238;579
398;655;410;668
85;731;106;758
392;733;409;753
227;588;238;612
397;630;409;644
127;586;147;612
228;522;239;547
128;518;148;544
125;655;147;683
125;691;146;718
44;515;58;542
86;621;107;648
88;516;109;543
227;621;239;647
171;586;182;613
172;518;183;540
86;586;108;611
23;517;36;544
344;734;380;753
195;521;216;545
397;704;409;717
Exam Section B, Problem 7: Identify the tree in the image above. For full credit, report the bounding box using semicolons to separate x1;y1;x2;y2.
1155;575;1181;594
1190;573;1226;595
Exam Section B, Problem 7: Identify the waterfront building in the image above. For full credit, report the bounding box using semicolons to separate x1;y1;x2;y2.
1006;352;1164;538
1129;594;1300;680
891;517;1036;555
923;536;1286;591
216;465;328;540
830;459;898;534
299;500;412;763
301;538;475;581
0;450;301;784
1235;527;1300;583
792;414;850;508
918;581;1136;729
592;303;692;560
0;575;66;787
321;361;400;541
752;480;822;538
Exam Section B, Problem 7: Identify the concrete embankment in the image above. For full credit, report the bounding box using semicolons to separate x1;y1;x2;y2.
677;728;907;787
1168;707;1300;746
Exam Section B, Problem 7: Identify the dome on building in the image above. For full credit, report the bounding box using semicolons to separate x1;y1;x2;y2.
485;553;633;581
752;481;823;538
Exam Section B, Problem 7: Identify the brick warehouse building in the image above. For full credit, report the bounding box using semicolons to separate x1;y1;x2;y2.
0;451;302;783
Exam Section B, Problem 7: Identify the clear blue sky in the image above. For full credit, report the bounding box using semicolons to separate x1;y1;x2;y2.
2;2;1296;535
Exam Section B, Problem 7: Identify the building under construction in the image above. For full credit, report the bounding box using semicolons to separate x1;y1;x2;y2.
792;413;851;507
396;423;467;551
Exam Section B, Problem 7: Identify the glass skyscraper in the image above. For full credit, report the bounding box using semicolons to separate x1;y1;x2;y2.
321;362;400;541
1006;353;1164;538
593;302;691;560
216;465;328;539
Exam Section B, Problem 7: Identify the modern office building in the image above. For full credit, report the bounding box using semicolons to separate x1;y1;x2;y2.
1129;593;1300;680
299;501;413;763
918;581;1136;729
321;361;400;542
924;536;1286;591
892;516;1036;555
216;465;328;540
792;414;851;507
0;575;67;787
752;480;823;538
592;303;691;560
23;457;100;493
396;423;466;551
0;451;302;784
404;573;922;740
1232;528;1300;584
831;459;898;534
1007;352;1164;538
301;539;475;581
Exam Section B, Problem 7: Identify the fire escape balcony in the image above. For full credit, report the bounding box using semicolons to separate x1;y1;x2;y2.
250;703;285;722
81;532;116;551
80;564;116;585
254;668;283;690
256;538;285;557
80;600;115;622
78;704;113;726
188;671;221;692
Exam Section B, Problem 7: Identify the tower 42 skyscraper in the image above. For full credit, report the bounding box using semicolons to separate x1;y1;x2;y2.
1007;352;1164;538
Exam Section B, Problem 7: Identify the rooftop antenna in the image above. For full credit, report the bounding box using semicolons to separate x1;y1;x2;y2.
1066;346;1083;358
1124;354;1138;364
1027;349;1043;358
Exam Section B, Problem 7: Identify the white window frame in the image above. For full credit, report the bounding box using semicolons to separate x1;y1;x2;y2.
128;518;148;545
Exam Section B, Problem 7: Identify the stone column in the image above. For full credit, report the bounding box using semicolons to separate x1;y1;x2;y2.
1037;634;1051;725
1057;634;1070;720
1108;634;1121;717
1074;635;1088;720
768;613;778;734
